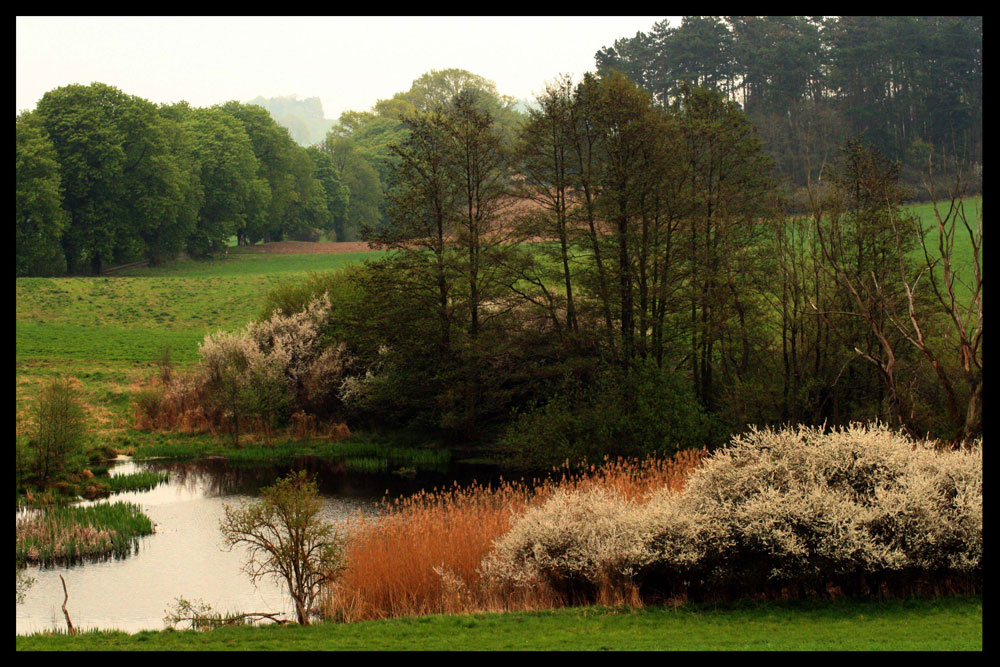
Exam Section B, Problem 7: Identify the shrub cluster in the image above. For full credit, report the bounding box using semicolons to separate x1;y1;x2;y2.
482;424;981;602
134;294;355;442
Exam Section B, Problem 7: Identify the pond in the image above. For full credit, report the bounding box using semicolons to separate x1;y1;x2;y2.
16;455;502;635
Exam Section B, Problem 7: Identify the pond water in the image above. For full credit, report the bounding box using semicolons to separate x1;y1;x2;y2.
16;456;502;636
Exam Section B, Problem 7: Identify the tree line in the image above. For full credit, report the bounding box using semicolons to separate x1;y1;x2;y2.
16;83;353;276
595;16;983;189
16;70;526;275
16;53;982;463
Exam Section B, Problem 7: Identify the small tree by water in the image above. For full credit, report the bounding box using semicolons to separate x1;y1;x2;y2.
220;471;344;624
30;378;88;489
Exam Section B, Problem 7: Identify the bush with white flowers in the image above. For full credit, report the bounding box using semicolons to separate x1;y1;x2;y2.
483;424;981;600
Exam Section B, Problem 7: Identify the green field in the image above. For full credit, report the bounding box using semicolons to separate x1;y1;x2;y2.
16;596;983;651
14;248;382;455
15;250;384;364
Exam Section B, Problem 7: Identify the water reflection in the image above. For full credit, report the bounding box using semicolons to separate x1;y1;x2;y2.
16;456;502;636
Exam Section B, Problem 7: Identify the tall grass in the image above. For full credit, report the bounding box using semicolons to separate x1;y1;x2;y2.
16;501;155;566
323;449;705;622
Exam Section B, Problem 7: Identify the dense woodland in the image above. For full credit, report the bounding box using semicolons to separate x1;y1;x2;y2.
16;16;982;467
596;16;983;189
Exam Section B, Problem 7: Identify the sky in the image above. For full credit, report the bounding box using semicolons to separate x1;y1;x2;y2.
16;16;678;120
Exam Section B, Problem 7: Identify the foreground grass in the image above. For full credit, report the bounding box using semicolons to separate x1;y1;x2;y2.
17;596;982;651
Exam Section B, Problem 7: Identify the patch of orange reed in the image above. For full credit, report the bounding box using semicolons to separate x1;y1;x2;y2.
324;448;706;622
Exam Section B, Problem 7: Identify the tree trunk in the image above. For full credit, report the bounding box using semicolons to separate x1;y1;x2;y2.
964;377;982;442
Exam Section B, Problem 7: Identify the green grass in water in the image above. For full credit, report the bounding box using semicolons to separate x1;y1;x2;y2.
134;435;451;472
105;471;169;494
16;501;155;566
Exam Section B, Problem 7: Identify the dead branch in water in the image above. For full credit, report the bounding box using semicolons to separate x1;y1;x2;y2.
59;575;75;635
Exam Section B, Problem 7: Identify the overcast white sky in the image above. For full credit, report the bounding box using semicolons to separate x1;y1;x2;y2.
16;16;678;120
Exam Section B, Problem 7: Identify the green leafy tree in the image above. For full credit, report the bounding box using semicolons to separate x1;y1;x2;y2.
283;146;330;241
178;105;269;255
142;104;203;264
513;75;580;336
393;68;524;140
376;108;463;350
317;135;383;241
35;83;186;273
670;84;780;411
305;147;349;240
30;378;88;489
219;101;302;242
220;471;344;625
16;110;70;276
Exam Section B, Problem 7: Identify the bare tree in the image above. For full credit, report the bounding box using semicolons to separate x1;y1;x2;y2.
809;141;918;434
810;143;983;441
220;471;344;625
891;164;982;441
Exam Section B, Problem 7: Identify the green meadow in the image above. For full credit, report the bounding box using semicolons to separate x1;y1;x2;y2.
15;250;385;363
15;249;383;458
16;596;983;651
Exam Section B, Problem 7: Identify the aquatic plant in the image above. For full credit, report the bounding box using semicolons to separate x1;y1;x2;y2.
16;501;155;566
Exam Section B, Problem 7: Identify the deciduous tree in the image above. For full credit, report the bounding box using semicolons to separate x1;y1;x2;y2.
220;471;344;625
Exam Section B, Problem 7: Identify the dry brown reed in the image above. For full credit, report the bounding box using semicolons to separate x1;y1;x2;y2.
323;449;706;622
131;372;215;434
133;375;351;443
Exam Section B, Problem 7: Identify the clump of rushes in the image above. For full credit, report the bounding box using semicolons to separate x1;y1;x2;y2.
105;471;169;494
16;501;155;566
323;450;705;622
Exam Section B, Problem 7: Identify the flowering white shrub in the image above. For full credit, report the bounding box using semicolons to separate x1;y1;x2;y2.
245;293;332;395
677;424;983;586
864;441;982;573
483;424;982;599
193;294;357;436
481;487;655;590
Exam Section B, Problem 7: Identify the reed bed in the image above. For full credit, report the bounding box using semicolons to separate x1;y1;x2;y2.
16;501;155;566
323;449;705;622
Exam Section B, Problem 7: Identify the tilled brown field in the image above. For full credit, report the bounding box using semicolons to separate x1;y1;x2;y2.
235;241;378;254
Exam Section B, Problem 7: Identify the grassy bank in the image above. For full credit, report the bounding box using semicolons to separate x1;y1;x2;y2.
16;596;983;651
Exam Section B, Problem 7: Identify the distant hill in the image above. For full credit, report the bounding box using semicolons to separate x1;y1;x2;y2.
247;95;336;147
513;97;537;115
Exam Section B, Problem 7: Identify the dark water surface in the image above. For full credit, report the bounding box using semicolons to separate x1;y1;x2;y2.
16;456;502;635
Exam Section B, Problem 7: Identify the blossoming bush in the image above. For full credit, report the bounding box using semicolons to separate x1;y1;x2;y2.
134;294;356;439
480;487;653;601
483;424;982;602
